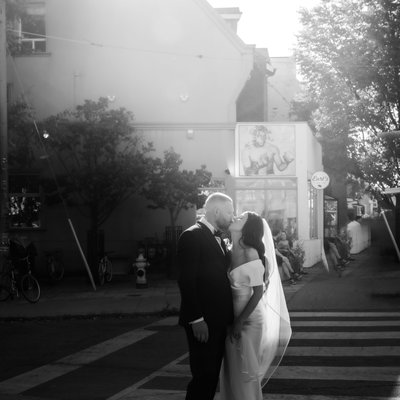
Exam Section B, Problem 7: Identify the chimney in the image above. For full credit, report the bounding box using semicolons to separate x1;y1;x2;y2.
214;7;242;33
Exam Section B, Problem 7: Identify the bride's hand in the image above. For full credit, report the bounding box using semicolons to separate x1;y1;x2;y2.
229;320;242;342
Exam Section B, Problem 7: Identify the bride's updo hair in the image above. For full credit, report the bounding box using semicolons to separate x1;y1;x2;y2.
241;212;265;266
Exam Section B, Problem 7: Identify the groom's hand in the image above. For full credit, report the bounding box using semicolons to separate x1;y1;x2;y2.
192;320;209;343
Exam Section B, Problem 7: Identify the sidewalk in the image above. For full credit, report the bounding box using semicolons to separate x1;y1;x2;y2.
0;267;320;320
0;272;181;319
1;245;399;319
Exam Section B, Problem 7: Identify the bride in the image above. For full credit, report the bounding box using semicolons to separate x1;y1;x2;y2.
219;211;292;400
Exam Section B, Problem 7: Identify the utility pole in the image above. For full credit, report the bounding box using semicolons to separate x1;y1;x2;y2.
0;0;9;257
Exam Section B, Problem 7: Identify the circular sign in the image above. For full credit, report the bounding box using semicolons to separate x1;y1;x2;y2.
311;171;330;189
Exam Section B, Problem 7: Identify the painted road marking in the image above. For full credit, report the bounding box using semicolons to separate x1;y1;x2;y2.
0;318;174;395
290;311;400;317
285;346;400;356
122;390;400;400
291;320;400;326
1;313;399;399
111;311;400;399
271;366;400;381
292;331;399;339
107;353;188;400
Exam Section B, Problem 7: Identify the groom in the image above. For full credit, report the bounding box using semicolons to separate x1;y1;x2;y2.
177;192;234;400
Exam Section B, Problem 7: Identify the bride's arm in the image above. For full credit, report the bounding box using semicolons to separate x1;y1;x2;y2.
230;285;264;341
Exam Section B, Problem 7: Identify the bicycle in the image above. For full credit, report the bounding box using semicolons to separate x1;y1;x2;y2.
0;255;41;303
45;250;65;282
98;251;113;286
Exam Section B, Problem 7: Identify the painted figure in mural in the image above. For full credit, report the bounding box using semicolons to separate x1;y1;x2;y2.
241;125;294;175
219;211;291;400
177;192;234;400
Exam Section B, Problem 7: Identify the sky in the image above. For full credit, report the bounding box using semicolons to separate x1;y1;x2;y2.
207;0;318;57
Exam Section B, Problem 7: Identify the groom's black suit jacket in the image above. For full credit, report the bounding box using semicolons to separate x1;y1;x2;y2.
177;222;233;328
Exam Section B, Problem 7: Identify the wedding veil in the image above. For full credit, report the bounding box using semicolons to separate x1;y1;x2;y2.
260;218;292;386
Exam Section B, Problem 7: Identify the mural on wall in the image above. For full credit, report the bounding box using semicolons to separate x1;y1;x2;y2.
236;124;296;176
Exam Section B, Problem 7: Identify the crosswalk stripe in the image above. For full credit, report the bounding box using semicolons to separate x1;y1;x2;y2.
292;331;400;339
134;363;400;383
290;311;400;317
0;318;174;395
107;353;189;400
261;395;400;400
272;366;400;381
111;389;188;399
120;390;400;400
1;313;399;399
291;320;400;326
0;329;155;395
285;346;400;356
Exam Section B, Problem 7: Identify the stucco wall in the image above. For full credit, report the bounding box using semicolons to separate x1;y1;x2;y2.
8;0;253;123
267;57;300;122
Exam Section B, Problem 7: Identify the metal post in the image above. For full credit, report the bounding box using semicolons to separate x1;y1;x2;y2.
381;210;400;263
0;0;9;258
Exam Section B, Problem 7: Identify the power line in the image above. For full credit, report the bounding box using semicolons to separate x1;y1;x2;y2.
7;29;244;61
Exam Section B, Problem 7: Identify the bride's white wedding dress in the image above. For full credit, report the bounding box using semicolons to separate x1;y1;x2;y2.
219;220;292;400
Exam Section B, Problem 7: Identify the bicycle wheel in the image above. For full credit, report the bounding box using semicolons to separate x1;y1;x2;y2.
20;274;41;303
0;272;11;301
98;259;105;286
48;257;65;281
104;258;113;282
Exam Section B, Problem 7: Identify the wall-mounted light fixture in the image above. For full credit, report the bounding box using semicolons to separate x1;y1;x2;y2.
187;129;194;139
179;93;189;102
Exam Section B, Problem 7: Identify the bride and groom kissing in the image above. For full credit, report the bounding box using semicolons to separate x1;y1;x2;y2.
177;192;292;400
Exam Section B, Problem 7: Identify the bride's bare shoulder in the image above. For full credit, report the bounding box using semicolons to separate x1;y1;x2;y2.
244;247;259;262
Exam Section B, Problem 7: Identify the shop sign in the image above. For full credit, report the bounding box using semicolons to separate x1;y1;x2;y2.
311;171;330;189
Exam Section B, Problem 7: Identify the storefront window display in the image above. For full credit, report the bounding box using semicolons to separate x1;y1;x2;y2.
235;178;297;238
8;174;42;229
324;196;338;237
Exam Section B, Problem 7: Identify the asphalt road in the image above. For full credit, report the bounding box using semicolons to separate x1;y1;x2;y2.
1;246;399;400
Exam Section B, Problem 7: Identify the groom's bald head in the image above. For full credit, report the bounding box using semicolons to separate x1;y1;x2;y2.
204;193;234;231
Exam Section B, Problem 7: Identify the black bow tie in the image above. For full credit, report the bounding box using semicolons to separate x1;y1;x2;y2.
214;230;223;238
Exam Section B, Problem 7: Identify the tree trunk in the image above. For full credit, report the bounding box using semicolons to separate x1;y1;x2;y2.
166;209;180;279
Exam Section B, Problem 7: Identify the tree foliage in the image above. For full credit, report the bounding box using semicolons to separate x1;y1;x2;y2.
142;148;212;228
5;0;27;54
141;148;211;277
7;101;39;171
296;0;400;198
41;97;154;232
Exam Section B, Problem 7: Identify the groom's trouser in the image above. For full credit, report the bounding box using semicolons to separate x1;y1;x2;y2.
184;325;227;400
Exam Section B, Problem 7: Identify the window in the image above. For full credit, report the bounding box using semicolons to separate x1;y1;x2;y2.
235;177;298;238
9;174;42;229
18;3;46;54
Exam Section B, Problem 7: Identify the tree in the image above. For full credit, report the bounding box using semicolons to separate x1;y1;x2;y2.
296;0;400;239
5;0;27;54
8;101;39;171
141;148;212;277
41;97;154;275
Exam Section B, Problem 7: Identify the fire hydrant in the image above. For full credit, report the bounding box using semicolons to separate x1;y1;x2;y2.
133;252;149;288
